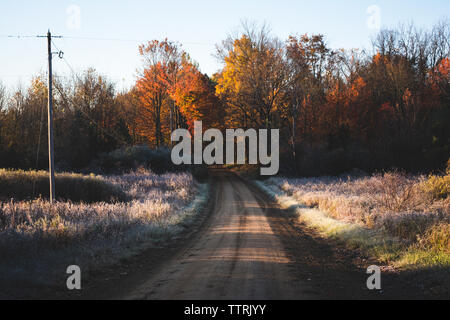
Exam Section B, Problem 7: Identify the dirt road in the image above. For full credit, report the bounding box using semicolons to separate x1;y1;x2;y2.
124;170;311;300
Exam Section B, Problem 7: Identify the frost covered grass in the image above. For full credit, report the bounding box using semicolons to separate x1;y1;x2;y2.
258;171;449;269
0;169;127;203
0;169;209;290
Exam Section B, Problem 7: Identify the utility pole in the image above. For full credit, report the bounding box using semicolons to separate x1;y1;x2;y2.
47;30;56;203
4;31;62;203
43;30;63;203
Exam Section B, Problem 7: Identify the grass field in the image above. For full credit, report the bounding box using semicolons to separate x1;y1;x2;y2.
0;169;127;203
0;169;210;294
258;171;449;269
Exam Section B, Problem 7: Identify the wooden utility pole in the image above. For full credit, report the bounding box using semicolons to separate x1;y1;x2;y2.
47;30;56;203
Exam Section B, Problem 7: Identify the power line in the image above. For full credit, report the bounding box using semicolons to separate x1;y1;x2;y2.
62;36;214;46
50;40;130;145
4;32;206;148
1;34;214;45
51;40;76;74
63;36;144;42
0;35;41;38
47;31;58;203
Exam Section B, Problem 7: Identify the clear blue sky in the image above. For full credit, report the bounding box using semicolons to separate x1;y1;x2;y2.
0;0;448;91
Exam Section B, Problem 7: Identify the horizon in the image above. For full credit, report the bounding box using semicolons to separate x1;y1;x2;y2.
0;0;448;91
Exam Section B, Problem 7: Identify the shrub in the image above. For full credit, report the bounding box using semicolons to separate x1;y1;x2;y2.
95;145;186;174
0;169;127;203
375;171;423;212
421;174;449;200
94;145;213;182
418;222;450;253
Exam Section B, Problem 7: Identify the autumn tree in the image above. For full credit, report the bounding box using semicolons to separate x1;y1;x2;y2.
285;34;337;153
215;23;289;130
116;88;147;146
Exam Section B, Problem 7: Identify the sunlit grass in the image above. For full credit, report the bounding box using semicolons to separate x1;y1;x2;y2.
0;169;127;203
0;169;210;290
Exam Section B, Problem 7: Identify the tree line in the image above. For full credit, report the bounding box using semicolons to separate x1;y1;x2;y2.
0;20;448;175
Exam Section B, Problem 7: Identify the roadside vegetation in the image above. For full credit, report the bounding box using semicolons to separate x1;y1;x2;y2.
0;169;127;203
94;146;182;174
258;167;449;269
0;169;210;294
1;20;448;177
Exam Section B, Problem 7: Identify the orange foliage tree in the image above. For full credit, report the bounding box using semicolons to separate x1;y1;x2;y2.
135;40;222;146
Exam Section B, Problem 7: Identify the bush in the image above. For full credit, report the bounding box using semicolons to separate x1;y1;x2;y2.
0;169;127;203
95;145;186;174
381;212;441;242
375;171;423;212
264;173;450;269
94;146;212;181
280;142;449;178
190;164;210;182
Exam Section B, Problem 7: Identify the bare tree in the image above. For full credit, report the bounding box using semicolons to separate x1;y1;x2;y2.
0;81;6;112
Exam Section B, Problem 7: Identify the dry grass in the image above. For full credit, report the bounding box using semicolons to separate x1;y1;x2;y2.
0;169;209;291
0;169;127;203
260;171;449;268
